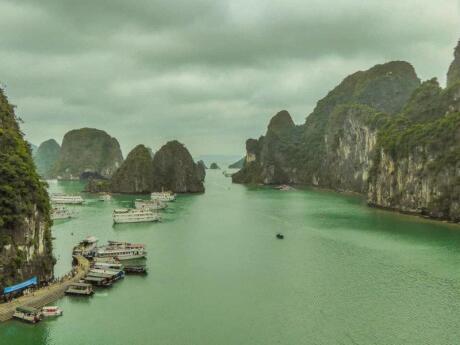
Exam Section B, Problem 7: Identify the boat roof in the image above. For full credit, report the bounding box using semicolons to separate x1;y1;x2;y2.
87;272;113;278
16;306;39;313
84;276;106;282
69;282;92;287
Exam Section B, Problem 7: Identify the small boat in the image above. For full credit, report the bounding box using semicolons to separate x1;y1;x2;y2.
13;306;42;323
113;208;161;224
150;191;176;202
276;233;284;239
84;275;113;287
274;185;294;191
92;261;124;271
134;199;167;211
88;268;125;281
65;282;94;296
222;171;233;177
51;193;84;205
51;206;73;220
124;265;148;274
41;306;63;317
98;193;112;201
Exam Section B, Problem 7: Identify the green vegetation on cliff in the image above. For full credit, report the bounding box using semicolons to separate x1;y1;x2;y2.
0;88;54;286
34;139;60;178
110;144;154;193
53;128;123;179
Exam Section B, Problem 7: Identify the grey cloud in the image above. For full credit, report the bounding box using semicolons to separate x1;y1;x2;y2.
1;0;459;156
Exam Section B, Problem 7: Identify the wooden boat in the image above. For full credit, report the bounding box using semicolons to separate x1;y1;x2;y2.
42;306;63;317
13;306;42;323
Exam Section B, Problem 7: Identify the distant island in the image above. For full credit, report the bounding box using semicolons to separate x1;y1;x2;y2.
233;41;460;222
87;140;205;194
209;162;220;169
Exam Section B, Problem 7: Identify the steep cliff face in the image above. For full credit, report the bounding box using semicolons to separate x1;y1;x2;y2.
0;89;54;287
367;84;460;221
110;145;155;193
53;128;123;180
151;141;205;193
228;157;244;169
447;41;460;88
233;62;420;187
33;139;60;178
233;46;460;221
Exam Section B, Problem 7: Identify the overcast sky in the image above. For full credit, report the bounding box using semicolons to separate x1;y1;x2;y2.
1;0;459;157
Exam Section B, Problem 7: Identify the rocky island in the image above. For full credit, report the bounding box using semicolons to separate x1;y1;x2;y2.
209;162;220;169
0;88;54;288
33;139;60;179
233;43;460;222
53;128;123;180
87;140;205;194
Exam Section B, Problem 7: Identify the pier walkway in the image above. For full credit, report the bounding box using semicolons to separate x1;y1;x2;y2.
0;255;90;322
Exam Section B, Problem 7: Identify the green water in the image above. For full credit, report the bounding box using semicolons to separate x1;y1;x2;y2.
1;170;460;344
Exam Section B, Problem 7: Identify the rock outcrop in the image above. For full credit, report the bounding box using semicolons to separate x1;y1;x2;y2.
53;128;123;180
33;139;60;179
0;88;54;288
86;140;205;194
151;141;204;193
447;41;460;88
210;162;220;169
233;45;460;221
110;145;155;193
196;160;207;182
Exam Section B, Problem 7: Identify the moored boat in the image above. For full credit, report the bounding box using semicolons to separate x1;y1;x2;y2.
51;193;84;204
41;306;63;317
65;282;94;296
112;208;161;224
72;236;98;258
96;245;147;261
13;306;42;323
150;191;176;202
134;199;167;211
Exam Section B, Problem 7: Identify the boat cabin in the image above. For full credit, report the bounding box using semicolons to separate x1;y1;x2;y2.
13;306;42;323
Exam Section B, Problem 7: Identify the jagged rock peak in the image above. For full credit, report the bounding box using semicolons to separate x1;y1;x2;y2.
109;144;154;194
53;127;123;180
267;110;295;135
34;139;61;178
151;140;205;193
447;40;460;88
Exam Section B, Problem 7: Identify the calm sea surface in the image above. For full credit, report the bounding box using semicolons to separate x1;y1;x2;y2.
1;170;459;344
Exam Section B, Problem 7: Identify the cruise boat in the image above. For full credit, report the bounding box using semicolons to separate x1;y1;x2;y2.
65;282;94;296
72;236;98;258
84;275;113;287
150;191;176;202
134;199;167;211
51;193;84;205
96;245;147;261
51;206;73;220
13;306;42;323
98;193;112;201
41;306;63;317
112;208;161;224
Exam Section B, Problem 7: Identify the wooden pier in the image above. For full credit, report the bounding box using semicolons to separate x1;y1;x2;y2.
0;255;90;322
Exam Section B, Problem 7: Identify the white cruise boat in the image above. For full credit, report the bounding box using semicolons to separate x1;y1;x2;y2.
134;199;167;211
51;193;84;205
99;193;112;201
151;191;176;202
96;246;147;260
113;208;161;224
